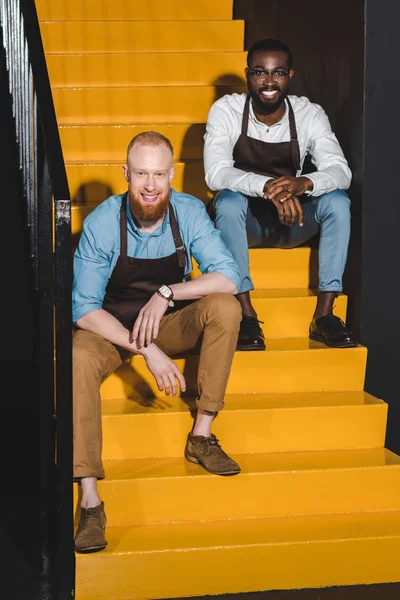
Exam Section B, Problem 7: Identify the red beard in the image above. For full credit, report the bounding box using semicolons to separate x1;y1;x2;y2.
128;189;170;222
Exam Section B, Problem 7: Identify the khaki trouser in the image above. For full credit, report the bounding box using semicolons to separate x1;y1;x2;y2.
73;293;242;479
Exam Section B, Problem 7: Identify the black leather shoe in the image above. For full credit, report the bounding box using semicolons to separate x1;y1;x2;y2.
237;316;266;351
309;314;358;348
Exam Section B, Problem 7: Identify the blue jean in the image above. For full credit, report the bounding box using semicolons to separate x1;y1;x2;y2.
214;189;351;294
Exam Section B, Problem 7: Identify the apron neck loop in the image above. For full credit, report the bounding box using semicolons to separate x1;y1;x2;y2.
244;95;301;173
121;191;186;269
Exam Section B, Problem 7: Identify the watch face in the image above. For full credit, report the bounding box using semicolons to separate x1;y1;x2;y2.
159;285;171;299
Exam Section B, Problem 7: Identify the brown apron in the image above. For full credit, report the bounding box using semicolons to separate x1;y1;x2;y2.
233;94;300;178
208;95;301;220
102;193;188;330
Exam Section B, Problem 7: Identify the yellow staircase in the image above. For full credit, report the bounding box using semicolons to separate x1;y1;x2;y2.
36;1;400;598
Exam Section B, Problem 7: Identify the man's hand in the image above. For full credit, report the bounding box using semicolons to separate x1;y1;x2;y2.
264;188;304;226
264;176;313;202
132;292;169;348
143;344;186;396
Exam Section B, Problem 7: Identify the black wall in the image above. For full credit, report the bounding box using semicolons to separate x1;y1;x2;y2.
362;0;400;453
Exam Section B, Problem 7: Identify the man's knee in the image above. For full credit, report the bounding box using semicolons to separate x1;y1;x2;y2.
73;330;121;378
199;293;242;328
215;189;248;219
318;190;351;222
73;340;99;378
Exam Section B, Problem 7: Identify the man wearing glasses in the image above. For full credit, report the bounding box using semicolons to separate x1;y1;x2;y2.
204;38;357;350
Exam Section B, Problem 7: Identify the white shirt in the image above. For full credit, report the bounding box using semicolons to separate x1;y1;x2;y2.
203;93;352;198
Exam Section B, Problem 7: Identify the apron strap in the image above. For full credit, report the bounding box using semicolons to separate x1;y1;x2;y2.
241;95;251;136
168;203;187;268
287;97;301;172
119;192;128;257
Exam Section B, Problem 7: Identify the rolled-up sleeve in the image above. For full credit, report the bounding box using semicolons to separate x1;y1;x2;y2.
72;221;111;323
188;202;240;289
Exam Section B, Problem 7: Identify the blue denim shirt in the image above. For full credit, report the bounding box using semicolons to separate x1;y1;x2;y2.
72;189;240;323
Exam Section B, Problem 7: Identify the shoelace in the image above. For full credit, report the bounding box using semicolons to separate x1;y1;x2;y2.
319;314;348;334
205;434;221;448
77;507;99;533
241;317;264;334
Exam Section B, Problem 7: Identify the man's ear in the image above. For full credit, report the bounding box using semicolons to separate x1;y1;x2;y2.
122;164;129;182
289;68;295;81
169;166;176;184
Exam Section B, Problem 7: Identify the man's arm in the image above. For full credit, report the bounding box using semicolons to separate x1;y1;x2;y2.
77;307;151;355
301;105;352;196
132;201;240;347
170;271;237;299
263;104;352;224
76;307;186;397
204;100;271;197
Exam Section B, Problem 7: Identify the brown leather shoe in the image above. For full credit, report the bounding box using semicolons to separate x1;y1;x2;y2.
74;502;107;553
185;432;241;475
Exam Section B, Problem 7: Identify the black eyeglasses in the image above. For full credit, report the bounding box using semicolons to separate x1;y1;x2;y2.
248;68;290;82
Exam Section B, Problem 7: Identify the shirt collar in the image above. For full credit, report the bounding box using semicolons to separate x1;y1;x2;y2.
126;192;171;237
249;97;289;128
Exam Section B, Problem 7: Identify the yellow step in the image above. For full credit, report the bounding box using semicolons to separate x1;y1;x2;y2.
75;511;400;599
100;391;386;460
249;247;319;288
40;20;244;54
36;0;234;21
47;52;247;87
75;448;400;526
53;85;246;123
100;340;367;399
60;123;205;161
250;289;347;337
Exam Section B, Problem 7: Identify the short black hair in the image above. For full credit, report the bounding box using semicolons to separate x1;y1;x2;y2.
247;38;293;70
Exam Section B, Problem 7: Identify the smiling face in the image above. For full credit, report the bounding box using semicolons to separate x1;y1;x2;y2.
123;142;176;223
246;49;294;116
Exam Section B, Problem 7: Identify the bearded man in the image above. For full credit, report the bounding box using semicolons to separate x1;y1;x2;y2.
204;38;358;351
72;131;242;553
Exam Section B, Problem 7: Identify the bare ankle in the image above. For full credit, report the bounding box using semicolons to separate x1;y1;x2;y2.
193;409;215;437
79;477;102;509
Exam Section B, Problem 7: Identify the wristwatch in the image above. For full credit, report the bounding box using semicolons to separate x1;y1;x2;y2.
157;284;174;307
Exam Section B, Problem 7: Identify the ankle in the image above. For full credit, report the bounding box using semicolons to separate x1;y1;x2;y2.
242;310;258;319
314;292;336;320
79;477;102;509
81;496;102;510
235;292;257;318
192;420;212;437
314;308;332;320
192;409;214;437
